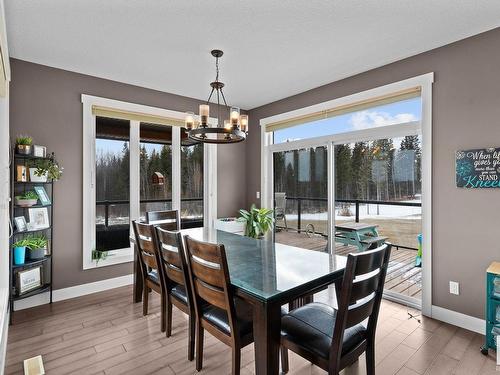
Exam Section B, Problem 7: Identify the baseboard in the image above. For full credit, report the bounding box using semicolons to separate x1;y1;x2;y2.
431;305;484;334
14;274;134;311
53;274;134;302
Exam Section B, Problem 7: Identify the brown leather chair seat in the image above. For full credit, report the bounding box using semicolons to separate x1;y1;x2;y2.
281;302;366;359
201;299;253;336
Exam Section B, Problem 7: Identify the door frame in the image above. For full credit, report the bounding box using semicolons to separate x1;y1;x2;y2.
81;95;218;269
260;73;433;315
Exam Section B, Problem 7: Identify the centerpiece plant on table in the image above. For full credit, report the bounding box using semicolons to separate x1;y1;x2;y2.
238;205;274;239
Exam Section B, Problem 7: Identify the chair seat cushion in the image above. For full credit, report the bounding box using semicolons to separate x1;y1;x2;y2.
201;298;253;337
171;284;188;305
147;270;160;284
281;302;366;359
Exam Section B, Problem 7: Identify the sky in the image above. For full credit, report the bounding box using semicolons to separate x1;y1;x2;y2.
273;97;421;143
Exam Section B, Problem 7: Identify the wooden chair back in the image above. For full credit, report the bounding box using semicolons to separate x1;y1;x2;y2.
132;221;163;285
145;210;180;231
184;236;237;336
330;243;391;363
155;227;190;292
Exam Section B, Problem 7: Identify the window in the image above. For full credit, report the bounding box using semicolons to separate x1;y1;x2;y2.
95;117;131;252
139;123;173;220
82;95;217;269
273;95;421;143
181;128;204;228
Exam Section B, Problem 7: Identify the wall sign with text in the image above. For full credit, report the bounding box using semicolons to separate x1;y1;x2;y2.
456;147;500;188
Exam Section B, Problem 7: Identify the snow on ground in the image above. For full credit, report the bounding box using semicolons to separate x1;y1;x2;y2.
286;201;421;221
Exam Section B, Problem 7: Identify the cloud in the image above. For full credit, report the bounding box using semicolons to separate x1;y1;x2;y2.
349;111;417;130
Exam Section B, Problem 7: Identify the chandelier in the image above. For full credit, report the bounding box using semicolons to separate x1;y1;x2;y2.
185;50;248;144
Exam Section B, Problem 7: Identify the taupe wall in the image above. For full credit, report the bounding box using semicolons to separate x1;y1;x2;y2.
9;59;247;289
247;28;500;319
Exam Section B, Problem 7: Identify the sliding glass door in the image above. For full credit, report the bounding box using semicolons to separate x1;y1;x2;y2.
273;147;328;252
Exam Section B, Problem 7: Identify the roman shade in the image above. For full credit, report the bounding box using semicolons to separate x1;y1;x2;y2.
265;87;421;132
92;105;185;127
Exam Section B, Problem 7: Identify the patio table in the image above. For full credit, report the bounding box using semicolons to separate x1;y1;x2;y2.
131;227;346;375
335;222;386;251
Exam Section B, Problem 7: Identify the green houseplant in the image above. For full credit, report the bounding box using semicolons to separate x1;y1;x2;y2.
29;153;63;182
92;248;109;266
15;135;33;155
12;238;31;265
15;190;39;207
238;205;274;239
26;235;48;260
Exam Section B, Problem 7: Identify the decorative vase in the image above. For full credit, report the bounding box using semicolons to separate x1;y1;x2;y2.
13;246;26;265
28;247;46;260
29;168;48;182
16;144;31;155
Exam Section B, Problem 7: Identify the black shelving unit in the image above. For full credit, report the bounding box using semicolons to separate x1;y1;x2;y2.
9;150;54;322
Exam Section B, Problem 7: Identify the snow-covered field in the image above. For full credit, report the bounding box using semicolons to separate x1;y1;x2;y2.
286;201;421;221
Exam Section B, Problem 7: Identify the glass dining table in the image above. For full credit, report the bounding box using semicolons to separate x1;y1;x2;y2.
132;227;347;375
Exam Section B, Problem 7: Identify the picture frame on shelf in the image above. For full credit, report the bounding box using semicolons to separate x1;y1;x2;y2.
16;266;42;295
34;186;51;206
33;145;47;158
16;165;27;182
28;207;50;230
14;216;27;232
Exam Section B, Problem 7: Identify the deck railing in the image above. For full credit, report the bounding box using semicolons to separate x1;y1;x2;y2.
96;197;203;227
282;196;421;250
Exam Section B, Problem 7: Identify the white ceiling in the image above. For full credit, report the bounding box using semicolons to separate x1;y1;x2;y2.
5;1;500;109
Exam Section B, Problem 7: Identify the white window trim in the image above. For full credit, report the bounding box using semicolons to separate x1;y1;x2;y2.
81;95;217;270
260;73;433;316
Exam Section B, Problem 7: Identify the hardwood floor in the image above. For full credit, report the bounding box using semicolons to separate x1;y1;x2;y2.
6;285;498;375
275;231;422;299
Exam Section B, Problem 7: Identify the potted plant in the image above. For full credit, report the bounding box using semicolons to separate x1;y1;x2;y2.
15;190;39;207
27;235;48;260
29;153;63;182
15;135;33;155
92;248;109;266
238;205;274;239
12;238;30;265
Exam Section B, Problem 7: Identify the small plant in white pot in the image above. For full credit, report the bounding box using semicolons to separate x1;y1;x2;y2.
27;235;48;260
15;135;33;155
29;153;63;182
15;190;38;207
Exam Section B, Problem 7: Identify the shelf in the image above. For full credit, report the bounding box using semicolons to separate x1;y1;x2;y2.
12;255;51;270
13;226;52;236
13;154;51;161
14;204;52;209
14;181;53;185
13;284;51;301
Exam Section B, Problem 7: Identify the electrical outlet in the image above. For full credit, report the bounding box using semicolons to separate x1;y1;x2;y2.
256;191;260;199
449;281;459;295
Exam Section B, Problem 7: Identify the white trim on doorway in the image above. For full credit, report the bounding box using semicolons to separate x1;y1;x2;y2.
81;95;218;270
260;73;434;316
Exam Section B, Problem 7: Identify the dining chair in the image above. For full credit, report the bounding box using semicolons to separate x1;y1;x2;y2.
184;235;254;375
155;226;195;361
145;209;180;230
132;220;167;332
280;243;392;375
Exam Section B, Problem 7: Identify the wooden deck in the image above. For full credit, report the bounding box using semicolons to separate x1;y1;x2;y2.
275;231;422;299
